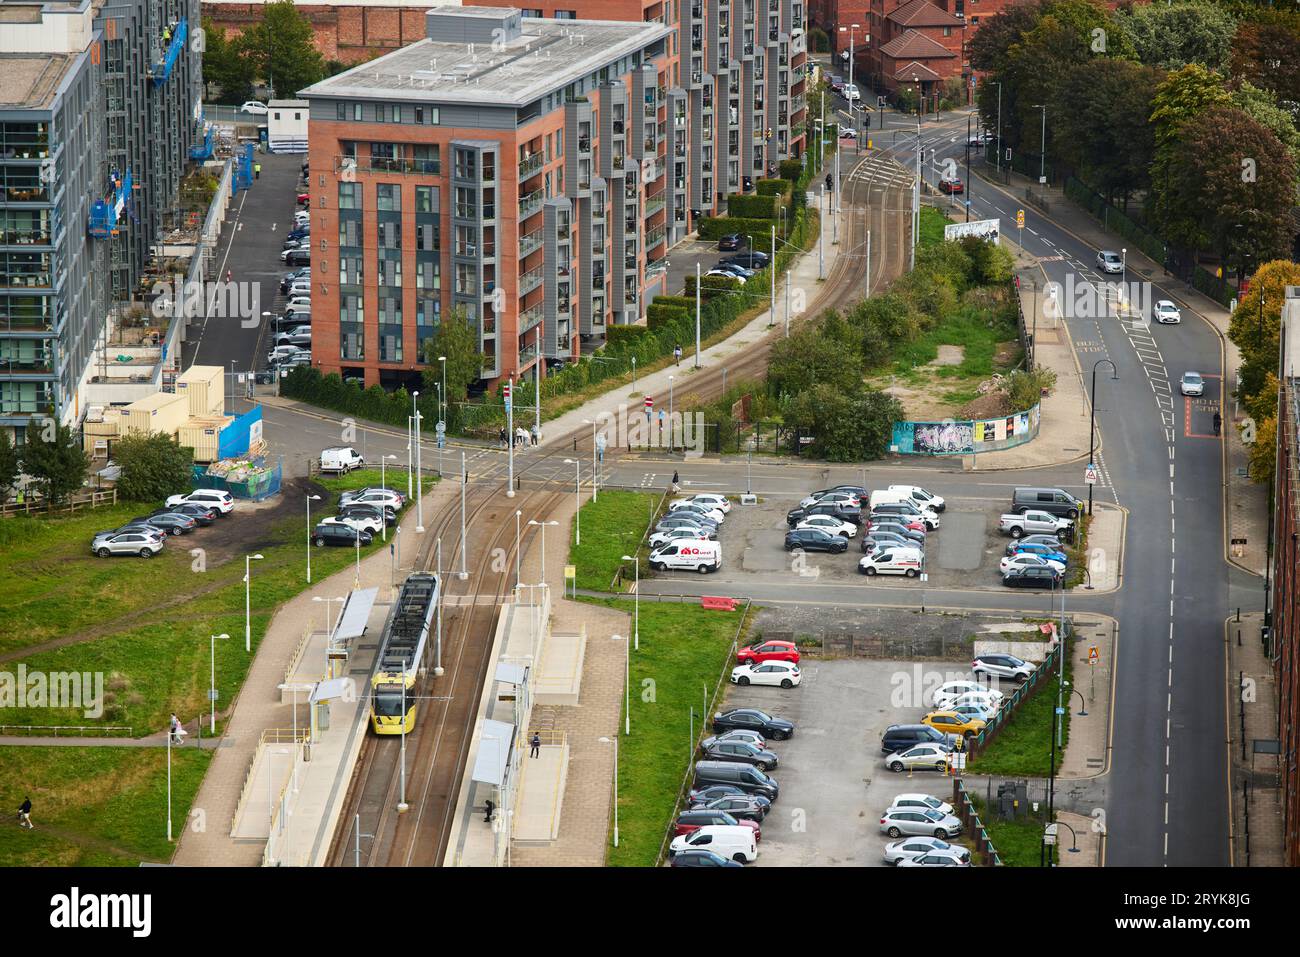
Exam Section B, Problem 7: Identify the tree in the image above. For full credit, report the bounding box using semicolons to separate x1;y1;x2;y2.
200;17;255;104
114;433;196;503
768;320;863;398
785;384;903;461
1231;79;1300;164
1150;106;1296;265
1149;64;1231;148
238;0;326;97
1246;414;1276;488
1227;260;1300;410
1119;0;1237;72
1231;16;1300;109
0;430;19;500
422;306;483;429
20;423;88;504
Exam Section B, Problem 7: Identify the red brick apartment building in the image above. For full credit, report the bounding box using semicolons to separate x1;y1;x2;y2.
1269;285;1300;866
296;2;808;391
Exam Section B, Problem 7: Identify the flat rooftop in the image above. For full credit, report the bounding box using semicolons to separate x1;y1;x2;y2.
0;53;75;109
300;10;670;108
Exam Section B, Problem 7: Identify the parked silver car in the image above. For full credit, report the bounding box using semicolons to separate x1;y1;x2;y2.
92;530;165;558
883;836;971;865
879;807;963;839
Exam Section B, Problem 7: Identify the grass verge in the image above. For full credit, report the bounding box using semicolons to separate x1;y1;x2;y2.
577;597;748;867
0;746;210;865
968;642;1072;777
967;792;1056;867
569;490;660;592
919;205;952;249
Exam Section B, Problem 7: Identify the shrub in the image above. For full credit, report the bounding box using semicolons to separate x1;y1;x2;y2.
756;178;793;199
728;193;780;219
778;159;803;180
695;216;779;242
646;303;690;328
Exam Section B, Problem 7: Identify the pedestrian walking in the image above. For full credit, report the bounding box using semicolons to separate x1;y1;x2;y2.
225;269;232;283
825;173;833;193
1214;411;1222;436
254;162;261;180
483;798;495;823
530;424;540;447
17;797;32;830
671;470;680;494
169;713;182;745
530;733;541;758
518;427;529;449
674;345;682;366
499;426;508;448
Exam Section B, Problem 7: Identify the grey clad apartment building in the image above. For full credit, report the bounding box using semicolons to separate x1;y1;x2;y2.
300;3;807;391
0;0;201;436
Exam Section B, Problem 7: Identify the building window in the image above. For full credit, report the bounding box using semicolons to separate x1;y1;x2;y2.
337;102;345;120
417;258;440;291
378;221;401;250
417;221;440;251
352;103;362;121
376;184;400;211
416;185;435;213
413;145;440;174
338;182;359;210
339;219;362;246
454;149;477;180
555;9;576;17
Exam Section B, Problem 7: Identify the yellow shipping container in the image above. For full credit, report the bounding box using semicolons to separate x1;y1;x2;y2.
122;391;188;437
178;415;232;463
175;364;225;417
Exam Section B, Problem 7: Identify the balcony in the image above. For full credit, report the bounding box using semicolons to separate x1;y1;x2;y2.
346;155;440;177
518;152;544;180
518;301;544;334
519;189;544;219
578;136;591;153
646;224;666;249
518;228;544;258
691;3;702;17
518;340;539;367
519;264;545;296
0;229;52;247
645;193;667;218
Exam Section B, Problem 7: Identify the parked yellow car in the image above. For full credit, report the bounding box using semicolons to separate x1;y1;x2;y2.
922;710;986;739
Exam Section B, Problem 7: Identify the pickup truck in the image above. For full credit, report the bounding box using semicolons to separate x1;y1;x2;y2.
998;509;1072;539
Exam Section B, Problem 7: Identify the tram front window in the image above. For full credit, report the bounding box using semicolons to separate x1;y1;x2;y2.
374;690;408;717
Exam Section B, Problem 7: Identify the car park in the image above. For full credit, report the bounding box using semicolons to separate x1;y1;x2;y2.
731;660;801;689
92;530;165;558
693;760;781;800
888;793;955;817
972;653;1036;681
886;485;946;512
786;502;859;527
312;523;373;547
1180;371;1204;396
339;487;404;509
736;640;800;666
933;681;1004;709
673;809;761;840
1096;250;1123;274
998;509;1072;538
648;526;711;550
884;836;970;865
795;514;856;537
669;825;757;863
881;723;956;754
670;493;731;514
699;737;779;769
858;546;923;577
166;489;234;514
150;503;215;526
690;795;767;824
879;806;962;839
722;252;769;270
717;233;745;251
922;709;986;739
669;848;743;867
320;513;383;536
884;744;952;773
999;552;1065;576
1154;300;1182;324
706;268;746;284
648;539;721;573
712;708;794;740
1002;565;1062;588
785;527;848;554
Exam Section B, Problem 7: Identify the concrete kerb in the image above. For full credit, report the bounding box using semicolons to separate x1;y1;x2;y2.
1057;612;1118;781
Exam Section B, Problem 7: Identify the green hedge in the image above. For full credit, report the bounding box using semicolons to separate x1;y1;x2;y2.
696;215;779;242
653;295;696;311
646;303;690;328
606;325;650;348
727;193;780;219
778;159;803;180
283;367;439;431
756;178;793;199
685;273;742;296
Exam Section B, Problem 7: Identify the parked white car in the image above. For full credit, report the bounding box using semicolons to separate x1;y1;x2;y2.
883;835;970;865
948;691;1004;715
731;660;801;689
320;514;383;536
886;484;946;512
972;653;1036;682
239;100;269;115
884;744;952;773
670;493;731;514
165;489;234;514
795;515;857;537
668;824;758;864
933;680;1004;709
896;847;972;866
648;526;711;550
319;446;364;474
999;553;1065;575
339;487;404;510
92;530;165;558
888;793;955;816
880;807;963;838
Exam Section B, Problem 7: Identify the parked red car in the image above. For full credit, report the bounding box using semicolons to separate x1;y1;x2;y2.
674;809;761;842
865;515;926;533
296;192;310;205
737;640;801;666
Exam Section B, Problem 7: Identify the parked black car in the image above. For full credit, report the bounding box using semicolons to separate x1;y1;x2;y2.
717;232;745;251
1002;565;1062;588
786;502;860;527
723;251;770;270
130;513;197;536
690;794;768;822
712;708;795;740
785;527;848;554
687;783;774;811
312;523;373;547
699;737;778;770
881;723;957;755
284;249;310;267
151;503;216;526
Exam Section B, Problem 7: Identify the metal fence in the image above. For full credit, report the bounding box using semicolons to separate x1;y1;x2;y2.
0;489;117;517
191;457;283;501
951;777;1003;866
967;629;1068;757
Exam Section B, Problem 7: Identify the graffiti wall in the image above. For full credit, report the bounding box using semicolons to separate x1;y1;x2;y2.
891;404;1040;456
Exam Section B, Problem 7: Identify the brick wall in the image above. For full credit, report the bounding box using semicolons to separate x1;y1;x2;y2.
204;2;434;65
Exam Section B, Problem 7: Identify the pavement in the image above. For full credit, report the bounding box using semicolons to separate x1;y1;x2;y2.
1226;610;1284;866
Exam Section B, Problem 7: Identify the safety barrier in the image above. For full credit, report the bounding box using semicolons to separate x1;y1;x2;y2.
701;595;737;611
951;778;1003;866
0;724;132;737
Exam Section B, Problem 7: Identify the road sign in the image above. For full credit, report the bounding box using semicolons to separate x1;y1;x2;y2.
435;421;445;434
1016;209;1025;228
1088;646;1099;666
1055;707;1065;715
1084;463;1098;485
564;565;576;580
645;395;653;419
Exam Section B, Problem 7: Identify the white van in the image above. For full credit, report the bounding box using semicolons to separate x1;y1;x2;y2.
868;490;940;527
887;484;946;512
649;539;721;574
669;824;757;864
858;545;924;577
320;447;365;474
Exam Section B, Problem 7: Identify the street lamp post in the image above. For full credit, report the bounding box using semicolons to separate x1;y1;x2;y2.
514;510;522;587
1087;359;1117;516
413;391;424;533
611;633;629;735
583;418;599;501
668;376;675;453
565;459;581;545
209;632;230;735
599;735;619;848
528;519;560;583
306;494;321;583
622;554;640;651
379;454;396;540
995;81;1003;175
244;553;263;652
406;416;413;500
1034;104;1047;183
458;451;468;580
438;356;447;425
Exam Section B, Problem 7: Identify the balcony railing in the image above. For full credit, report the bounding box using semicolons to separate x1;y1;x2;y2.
519;189;544;219
519;340;539;366
518;152;544;180
645;194;667;218
0;230;52;246
343;155;440;176
518;301;544;334
646;224;667;249
518;228;544;258
519;264;545;296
